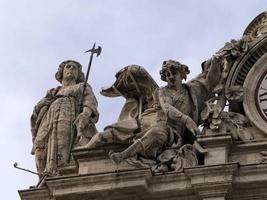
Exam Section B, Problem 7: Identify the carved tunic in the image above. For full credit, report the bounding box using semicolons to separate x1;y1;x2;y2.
103;76;209;160
105;85;193;149
139;85;190;134
31;83;98;176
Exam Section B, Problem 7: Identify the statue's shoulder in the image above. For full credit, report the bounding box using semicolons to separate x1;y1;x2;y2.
186;78;208;96
45;86;61;98
154;86;169;96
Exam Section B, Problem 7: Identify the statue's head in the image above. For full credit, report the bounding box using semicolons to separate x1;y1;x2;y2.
160;60;190;82
55;60;85;84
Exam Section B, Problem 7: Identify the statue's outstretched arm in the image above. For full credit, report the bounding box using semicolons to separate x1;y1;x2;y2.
200;56;223;93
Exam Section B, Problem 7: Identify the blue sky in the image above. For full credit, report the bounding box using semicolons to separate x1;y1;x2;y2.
0;0;266;199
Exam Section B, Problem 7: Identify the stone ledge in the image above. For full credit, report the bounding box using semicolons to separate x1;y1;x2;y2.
18;187;50;200
72;147;141;175
184;163;238;199
229;139;267;165
197;133;232;147
231;139;267;152
45;168;151;198
18;163;267;200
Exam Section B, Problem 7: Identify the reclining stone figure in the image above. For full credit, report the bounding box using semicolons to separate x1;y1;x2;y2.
78;58;222;171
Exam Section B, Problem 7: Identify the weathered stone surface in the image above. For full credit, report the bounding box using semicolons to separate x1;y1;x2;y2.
30;60;99;178
20;11;267;200
19;149;267;200
77;58;223;172
198;134;232;165
73;146;141;175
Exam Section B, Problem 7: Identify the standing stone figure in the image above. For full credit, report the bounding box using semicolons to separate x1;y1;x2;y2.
30;60;99;177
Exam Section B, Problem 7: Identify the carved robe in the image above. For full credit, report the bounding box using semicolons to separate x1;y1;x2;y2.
31;83;98;176
103;79;208;159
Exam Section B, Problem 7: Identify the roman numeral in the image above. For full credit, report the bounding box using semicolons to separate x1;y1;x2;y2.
263;108;267;117
260;92;267;102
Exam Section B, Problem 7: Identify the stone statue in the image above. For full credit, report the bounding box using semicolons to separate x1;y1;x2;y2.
79;58;222;172
30;60;99;177
108;60;206;164
201;38;250;136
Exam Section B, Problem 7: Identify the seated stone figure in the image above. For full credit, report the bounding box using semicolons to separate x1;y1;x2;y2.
31;60;99;177
81;58;222;169
108;60;205;163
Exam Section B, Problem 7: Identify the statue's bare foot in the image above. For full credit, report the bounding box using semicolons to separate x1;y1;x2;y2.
109;151;123;164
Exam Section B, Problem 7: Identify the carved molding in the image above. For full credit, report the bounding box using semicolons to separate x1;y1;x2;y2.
226;35;267;92
184;163;238;199
243;12;267;41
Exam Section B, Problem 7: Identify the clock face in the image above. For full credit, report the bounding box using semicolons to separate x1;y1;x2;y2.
256;71;267;122
243;52;267;135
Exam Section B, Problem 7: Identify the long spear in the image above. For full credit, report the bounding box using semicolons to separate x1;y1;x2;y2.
67;43;102;162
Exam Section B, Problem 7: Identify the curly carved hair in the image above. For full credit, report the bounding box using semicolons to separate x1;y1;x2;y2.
160;60;190;81
55;60;85;83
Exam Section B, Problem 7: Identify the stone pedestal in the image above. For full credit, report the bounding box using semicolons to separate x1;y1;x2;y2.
184;163;238;200
197;133;232;165
72;148;140;175
229;139;267;164
19;141;267;200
